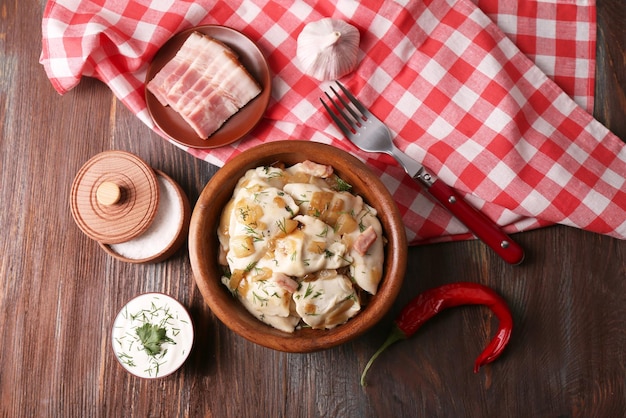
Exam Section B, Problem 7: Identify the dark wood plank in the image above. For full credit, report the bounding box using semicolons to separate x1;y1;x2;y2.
595;0;626;139
1;0;625;417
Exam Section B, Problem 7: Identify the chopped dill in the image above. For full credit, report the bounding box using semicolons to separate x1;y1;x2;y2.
334;176;352;192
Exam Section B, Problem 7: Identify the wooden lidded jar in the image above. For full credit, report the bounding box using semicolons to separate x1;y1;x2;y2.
70;151;191;263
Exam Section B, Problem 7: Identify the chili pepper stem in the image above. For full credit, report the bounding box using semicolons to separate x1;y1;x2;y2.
360;325;407;387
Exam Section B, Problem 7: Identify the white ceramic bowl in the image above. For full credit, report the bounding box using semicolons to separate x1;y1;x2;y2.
111;293;194;378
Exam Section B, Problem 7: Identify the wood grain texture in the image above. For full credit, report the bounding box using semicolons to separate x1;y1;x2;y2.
1;1;625;417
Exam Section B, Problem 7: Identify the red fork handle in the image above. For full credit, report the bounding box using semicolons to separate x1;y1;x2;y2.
421;176;525;265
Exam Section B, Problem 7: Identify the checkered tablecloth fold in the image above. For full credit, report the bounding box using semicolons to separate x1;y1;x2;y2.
40;0;626;244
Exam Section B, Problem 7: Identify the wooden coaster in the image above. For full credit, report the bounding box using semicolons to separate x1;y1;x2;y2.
70;151;160;244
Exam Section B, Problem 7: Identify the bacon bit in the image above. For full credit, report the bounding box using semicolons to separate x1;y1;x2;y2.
274;273;299;293
353;225;377;256
301;160;333;178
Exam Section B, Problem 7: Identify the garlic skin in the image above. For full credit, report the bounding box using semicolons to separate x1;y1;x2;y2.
297;18;360;81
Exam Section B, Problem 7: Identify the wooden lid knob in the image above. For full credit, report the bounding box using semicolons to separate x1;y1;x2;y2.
96;181;122;206
70;151;159;244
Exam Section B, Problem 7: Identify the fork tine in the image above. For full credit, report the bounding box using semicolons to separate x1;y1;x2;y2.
320;96;354;139
329;84;363;123
324;90;359;132
335;81;368;116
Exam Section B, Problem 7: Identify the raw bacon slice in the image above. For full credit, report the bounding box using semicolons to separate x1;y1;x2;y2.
147;32;208;106
165;39;232;107
177;51;246;115
147;31;262;139
181;91;240;140
172;49;238;113
182;54;262;138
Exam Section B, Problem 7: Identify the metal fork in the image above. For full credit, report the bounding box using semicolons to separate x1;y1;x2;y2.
321;81;524;265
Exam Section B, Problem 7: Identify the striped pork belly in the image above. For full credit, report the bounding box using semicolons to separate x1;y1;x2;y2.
165;39;232;108
147;31;262;139
147;32;208;106
176;50;243;115
182;66;261;137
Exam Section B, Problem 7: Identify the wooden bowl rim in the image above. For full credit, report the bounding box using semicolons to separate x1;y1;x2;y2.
189;140;407;352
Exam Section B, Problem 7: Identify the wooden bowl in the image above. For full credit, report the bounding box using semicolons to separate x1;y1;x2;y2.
188;141;407;352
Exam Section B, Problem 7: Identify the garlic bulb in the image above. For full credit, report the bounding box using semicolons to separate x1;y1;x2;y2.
296;18;360;81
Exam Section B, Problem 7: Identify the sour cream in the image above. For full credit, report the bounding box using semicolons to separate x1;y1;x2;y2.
111;293;194;379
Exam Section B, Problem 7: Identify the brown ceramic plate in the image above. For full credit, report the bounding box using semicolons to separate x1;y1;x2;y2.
145;25;271;149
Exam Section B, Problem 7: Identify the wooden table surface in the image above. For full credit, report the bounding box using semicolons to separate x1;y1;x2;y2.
2;1;625;417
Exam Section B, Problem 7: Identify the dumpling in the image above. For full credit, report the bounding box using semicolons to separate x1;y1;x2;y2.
345;204;384;295
222;269;300;333
269;215;350;277
292;270;360;329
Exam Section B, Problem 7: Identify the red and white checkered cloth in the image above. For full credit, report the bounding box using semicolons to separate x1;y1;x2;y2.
41;0;626;245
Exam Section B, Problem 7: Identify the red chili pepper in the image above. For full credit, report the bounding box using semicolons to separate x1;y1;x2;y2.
360;282;513;386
